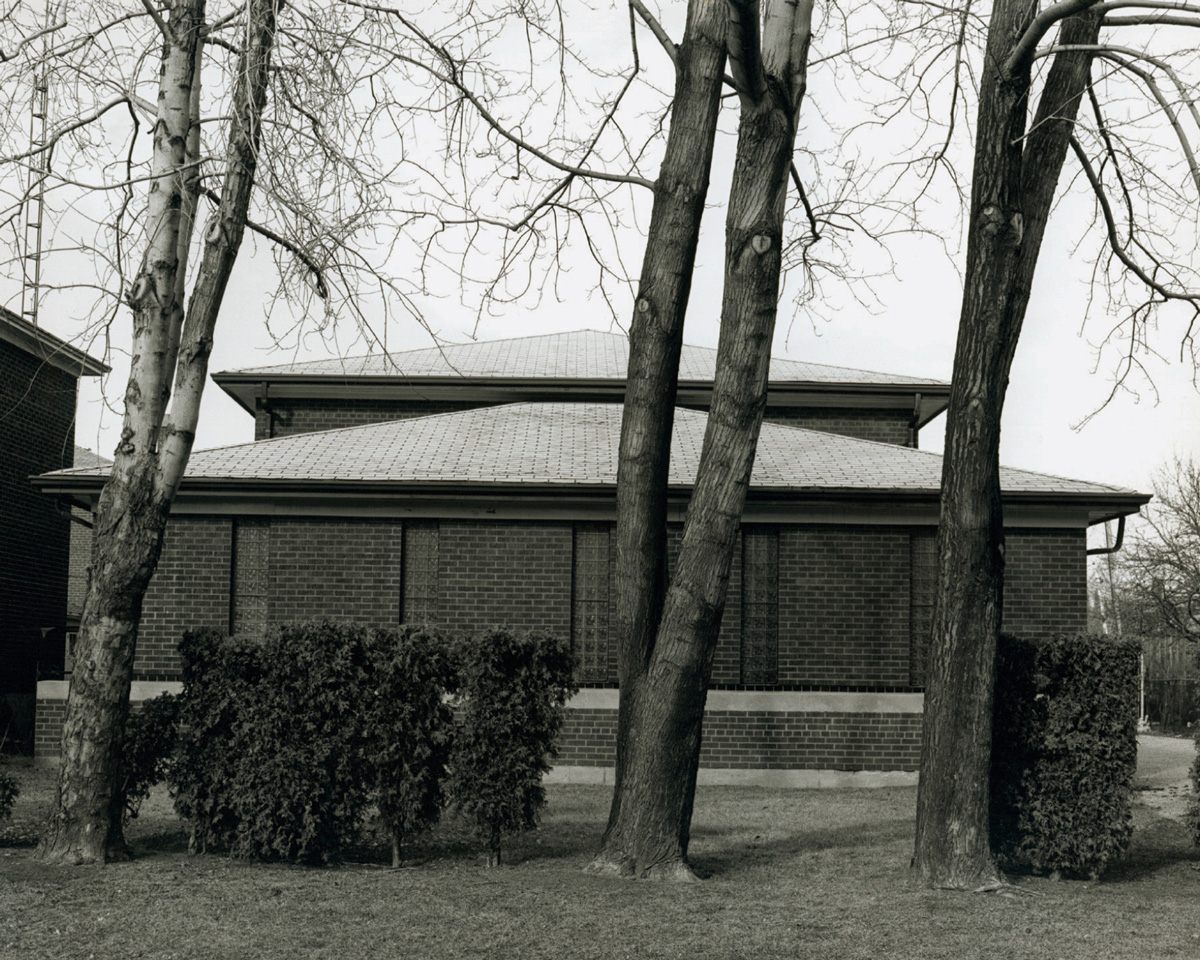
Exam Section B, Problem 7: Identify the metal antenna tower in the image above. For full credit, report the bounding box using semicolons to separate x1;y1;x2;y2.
20;4;54;325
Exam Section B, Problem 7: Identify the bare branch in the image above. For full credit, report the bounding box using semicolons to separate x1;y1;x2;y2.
1069;135;1200;312
630;0;676;67
0;17;66;63
139;0;170;39
1004;0;1104;77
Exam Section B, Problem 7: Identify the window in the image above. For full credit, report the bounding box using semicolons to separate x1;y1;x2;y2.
909;529;937;687
741;526;779;684
231;518;270;635
572;524;610;683
402;520;439;624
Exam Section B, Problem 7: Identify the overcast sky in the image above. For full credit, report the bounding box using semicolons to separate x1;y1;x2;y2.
16;2;1199;547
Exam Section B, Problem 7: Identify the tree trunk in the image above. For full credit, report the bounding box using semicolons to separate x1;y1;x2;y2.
36;0;283;865
596;0;810;877
600;0;727;858
913;4;1102;888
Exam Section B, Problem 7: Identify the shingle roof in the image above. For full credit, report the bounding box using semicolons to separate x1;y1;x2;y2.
219;329;945;387
43;402;1141;501
73;446;111;470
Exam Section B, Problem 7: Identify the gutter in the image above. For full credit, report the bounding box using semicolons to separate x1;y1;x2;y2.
1086;515;1125;556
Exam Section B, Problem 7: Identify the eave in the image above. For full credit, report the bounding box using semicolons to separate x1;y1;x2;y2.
1;308;109;377
34;473;1148;529
211;371;952;426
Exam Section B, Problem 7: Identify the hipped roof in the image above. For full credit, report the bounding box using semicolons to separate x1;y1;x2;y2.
38;402;1147;521
219;329;943;385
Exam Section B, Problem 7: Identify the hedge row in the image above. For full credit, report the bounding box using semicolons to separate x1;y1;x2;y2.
134;622;576;865
991;632;1140;879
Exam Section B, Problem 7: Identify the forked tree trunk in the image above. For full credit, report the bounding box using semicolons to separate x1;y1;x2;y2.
913;4;1102;888
36;0;283;865
596;0;811;879
599;0;727;859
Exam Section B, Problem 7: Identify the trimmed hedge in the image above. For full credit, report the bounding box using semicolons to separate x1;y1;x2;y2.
170;622;573;866
446;628;577;867
116;693;180;824
991;632;1140;879
173;624;376;863
367;626;456;866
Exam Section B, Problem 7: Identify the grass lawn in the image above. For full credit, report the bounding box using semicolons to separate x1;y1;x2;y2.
2;761;1198;960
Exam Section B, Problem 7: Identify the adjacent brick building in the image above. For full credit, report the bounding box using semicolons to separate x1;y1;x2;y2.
1;308;106;751
31;331;1148;782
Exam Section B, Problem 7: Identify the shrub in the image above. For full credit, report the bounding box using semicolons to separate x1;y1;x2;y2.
991;632;1140;879
446;628;577;867
1186;730;1200;847
364;626;456;866
172;623;374;863
0;761;17;824
115;693;180;824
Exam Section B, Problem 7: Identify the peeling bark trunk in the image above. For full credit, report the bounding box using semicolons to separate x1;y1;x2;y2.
597;0;810;879
36;0;283;865
914;4;1102;888
597;0;726;866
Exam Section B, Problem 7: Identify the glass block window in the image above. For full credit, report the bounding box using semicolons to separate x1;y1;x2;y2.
231;518;270;636
741;526;779;685
402;520;439;625
910;529;937;687
572;523;610;683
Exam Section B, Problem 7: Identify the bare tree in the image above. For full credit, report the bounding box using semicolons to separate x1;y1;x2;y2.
1114;457;1200;641
0;0;466;864
914;1;1200;888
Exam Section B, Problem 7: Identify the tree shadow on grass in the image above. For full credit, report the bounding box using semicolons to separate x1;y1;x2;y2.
1099;812;1198;884
692;817;913;879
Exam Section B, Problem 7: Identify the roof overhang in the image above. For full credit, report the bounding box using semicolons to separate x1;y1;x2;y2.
212;371;952;425
1;308;109;377
34;473;1147;529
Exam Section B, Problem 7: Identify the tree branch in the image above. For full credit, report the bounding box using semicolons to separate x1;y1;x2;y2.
1004;0;1104;77
726;0;766;109
630;0;676;67
342;0;655;190
1070;135;1200;308
139;0;170;39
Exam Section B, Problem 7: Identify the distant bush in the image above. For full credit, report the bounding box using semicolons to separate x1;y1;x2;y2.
1186;730;1200;847
364;626;456;866
0;761;17;824
446;629;577;867
116;693;179;824
991;632;1140;879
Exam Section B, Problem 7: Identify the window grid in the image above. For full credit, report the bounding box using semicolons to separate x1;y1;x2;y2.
741;526;779;685
231;518;270;636
402;520;439;625
572;524;610;683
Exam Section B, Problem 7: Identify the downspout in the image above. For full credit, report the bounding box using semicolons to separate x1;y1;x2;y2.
907;392;922;448
257;381;274;438
1086;515;1125;555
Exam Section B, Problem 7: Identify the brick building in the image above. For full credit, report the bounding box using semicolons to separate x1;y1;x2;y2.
1;308;107;752
31;331;1148;782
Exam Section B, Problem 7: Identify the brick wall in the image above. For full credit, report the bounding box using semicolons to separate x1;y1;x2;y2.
1003;527;1088;637
556;706;923;771
435;520;573;637
254;397;915;446
135;517;233;678
0;339;75;698
778;526;912;687
268;518;404;624
762;407;912;445
257;398;498;440
33;695;66;761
